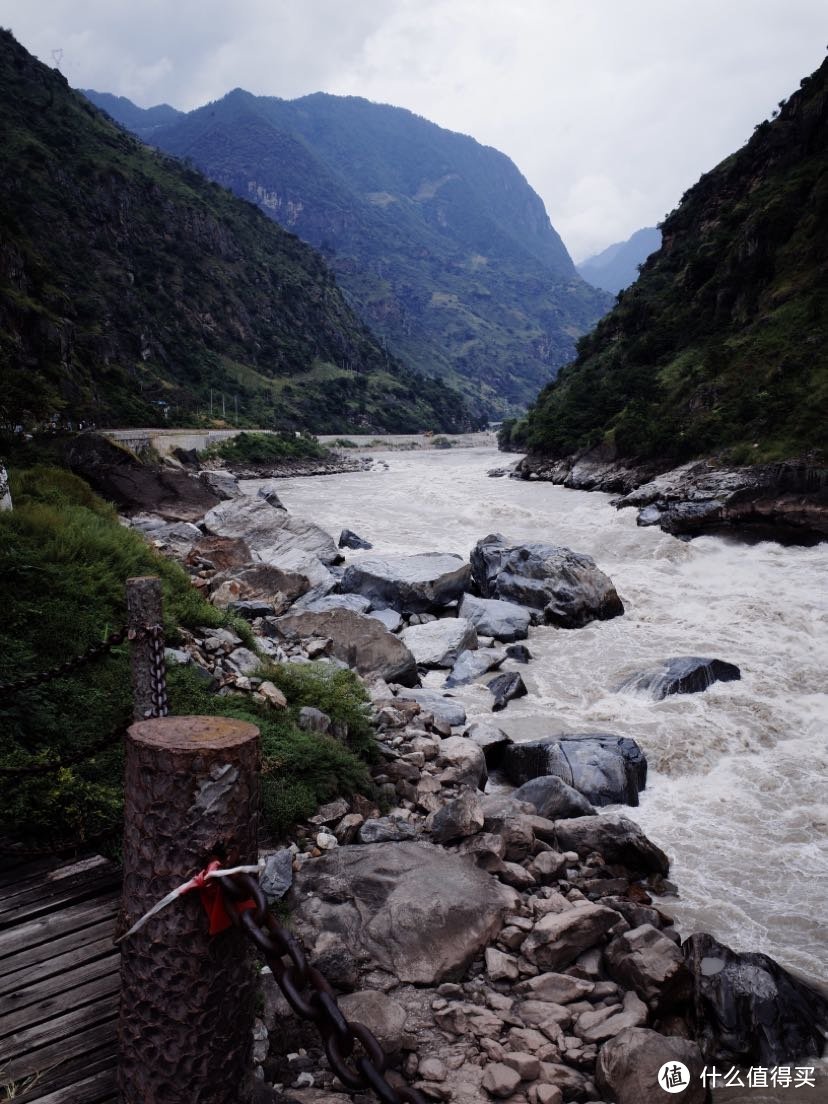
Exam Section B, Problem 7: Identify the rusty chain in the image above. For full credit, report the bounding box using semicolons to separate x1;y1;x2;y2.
219;872;427;1104
0;626;128;699
143;623;169;719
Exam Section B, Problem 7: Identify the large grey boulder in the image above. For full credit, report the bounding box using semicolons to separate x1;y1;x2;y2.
444;648;505;688
605;924;693;1012
521;903;621;969
459;594;532;642
203;496;339;566
393;689;467;727
512;775;596;819
274;608;418;686
211;560;331;613
300;593;372;615
437;736;488;789
554;816;669;877
616;656;741;699
197;469;242;500
683;932;828;1065
470;533;624;628
401;617;478;668
503;733;647;807
340;553;471;613
290;841;518;984
596;1027;708;1104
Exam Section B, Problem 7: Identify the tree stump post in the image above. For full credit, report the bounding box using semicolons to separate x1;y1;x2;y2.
118;715;261;1104
126;575;166;721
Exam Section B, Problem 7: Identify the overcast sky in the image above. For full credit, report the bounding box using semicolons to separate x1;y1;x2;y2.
4;1;825;260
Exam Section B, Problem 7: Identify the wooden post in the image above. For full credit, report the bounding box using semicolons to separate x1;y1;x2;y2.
126;575;164;721
118;716;261;1104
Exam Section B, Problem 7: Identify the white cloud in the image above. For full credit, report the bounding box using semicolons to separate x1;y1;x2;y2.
4;0;825;257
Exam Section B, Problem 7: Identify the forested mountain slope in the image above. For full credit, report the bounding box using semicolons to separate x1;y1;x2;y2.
0;31;471;434
507;57;828;465
84;86;611;418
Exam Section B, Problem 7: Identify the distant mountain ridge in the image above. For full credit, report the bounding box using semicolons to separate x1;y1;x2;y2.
0;31;472;434
83;86;612;418
504;56;828;466
577;227;662;294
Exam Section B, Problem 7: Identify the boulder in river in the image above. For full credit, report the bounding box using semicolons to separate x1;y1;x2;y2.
400;617;478;668
458;594;532;642
470;533;624;628
555;815;670;877
502;733;647;806
273;608;418;686
616;656;741;699
300;594;373;615
683;931;828;1065
444;648;505;688
487;671;528;711
290;841;518;985
596;1027;708;1104
512;775;596;819
340;553;471;613
339;528;373;550
203;496;340;566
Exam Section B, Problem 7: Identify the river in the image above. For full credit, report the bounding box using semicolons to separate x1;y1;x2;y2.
249;445;828;995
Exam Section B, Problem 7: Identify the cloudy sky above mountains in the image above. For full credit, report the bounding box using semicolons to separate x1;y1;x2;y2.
5;0;825;259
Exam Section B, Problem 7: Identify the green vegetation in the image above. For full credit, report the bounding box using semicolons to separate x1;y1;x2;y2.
86;86;611;420
332;438;360;448
0;466;374;847
507;59;828;465
431;436;454;449
201;430;330;465
0;30;473;437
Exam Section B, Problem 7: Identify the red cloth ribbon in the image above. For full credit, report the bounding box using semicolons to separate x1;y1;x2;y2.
182;859;256;935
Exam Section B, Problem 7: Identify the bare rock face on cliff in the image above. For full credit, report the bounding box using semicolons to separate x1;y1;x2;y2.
470;534;623;628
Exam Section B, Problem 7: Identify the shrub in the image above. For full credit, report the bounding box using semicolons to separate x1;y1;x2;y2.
201;431;331;465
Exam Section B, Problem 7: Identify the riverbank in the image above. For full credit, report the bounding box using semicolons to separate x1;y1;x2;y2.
122;448;826;1101
512;448;828;545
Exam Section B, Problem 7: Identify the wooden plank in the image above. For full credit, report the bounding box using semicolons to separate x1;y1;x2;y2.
13;1042;117;1103
0;995;117;1080
0;971;121;1045
0;921;116;990
0;895;120;960
1;948;119;1018
0;1016;117;1087
18;1066;117;1104
0;857;62;892
0;868;122;930
0;857;112;914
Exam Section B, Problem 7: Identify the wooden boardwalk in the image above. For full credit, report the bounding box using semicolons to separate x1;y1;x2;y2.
0;854;121;1103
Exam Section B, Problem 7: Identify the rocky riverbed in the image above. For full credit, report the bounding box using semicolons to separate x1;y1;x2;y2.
119;452;827;1104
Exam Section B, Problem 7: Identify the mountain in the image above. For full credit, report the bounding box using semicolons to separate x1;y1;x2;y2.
83;87;612;419
577;227;661;294
505;57;828;466
0;30;472;435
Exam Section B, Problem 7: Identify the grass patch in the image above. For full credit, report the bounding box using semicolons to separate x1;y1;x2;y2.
0;466;375;847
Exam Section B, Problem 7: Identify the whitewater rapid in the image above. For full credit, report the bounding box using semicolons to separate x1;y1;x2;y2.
249;446;828;988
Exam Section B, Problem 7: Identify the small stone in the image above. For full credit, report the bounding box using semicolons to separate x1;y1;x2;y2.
298;706;333;733
482;1062;522;1098
258;680;288;708
418;1058;448;1083
502;1053;541;1082
485;947;520;981
316;831;338;851
535;1086;562;1104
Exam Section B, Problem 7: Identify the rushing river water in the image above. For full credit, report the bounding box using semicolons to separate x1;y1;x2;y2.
251;446;828;997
